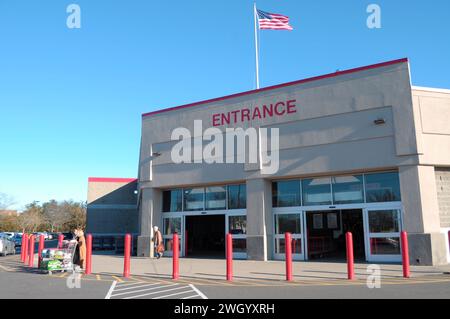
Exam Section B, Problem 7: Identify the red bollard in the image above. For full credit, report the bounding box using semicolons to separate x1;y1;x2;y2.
85;234;92;275
21;234;28;262
28;235;35;267
285;232;293;281
38;235;45;268
226;233;233;281
401;231;410;278
58;233;64;249
172;233;179;280
346;232;355;280
123;234;131;278
23;234;29;263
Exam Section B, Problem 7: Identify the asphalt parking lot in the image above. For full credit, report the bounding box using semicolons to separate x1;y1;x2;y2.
2;254;450;299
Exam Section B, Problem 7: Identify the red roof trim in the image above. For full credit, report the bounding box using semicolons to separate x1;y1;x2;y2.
88;177;137;183
142;58;409;118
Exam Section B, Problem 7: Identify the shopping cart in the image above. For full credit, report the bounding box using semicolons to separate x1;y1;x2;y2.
39;240;78;275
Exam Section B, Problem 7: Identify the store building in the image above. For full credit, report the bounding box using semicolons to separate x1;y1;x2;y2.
88;58;450;265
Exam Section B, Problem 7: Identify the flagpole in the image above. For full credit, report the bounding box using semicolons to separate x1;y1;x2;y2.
253;2;260;89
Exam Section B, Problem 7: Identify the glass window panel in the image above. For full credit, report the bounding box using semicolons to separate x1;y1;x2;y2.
365;172;401;203
370;237;400;255
228;184;247;209
183;188;204;211
205;186;226;210
232;239;247;253
229;216;247;235
272;181;301;207
162;189;182;212
302;178;332;206
332;175;364;204
275;214;301;234
369;210;400;233
163;218;182;235
163;238;181;252
274;238;302;254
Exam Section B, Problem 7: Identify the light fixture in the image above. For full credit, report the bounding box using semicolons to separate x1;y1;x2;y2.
374;118;386;125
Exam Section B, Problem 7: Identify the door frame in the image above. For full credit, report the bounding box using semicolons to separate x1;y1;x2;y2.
163;209;247;258
303;208;365;261
273;207;305;261
363;203;403;263
273;202;403;262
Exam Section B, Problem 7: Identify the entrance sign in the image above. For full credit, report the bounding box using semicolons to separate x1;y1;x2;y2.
212;99;297;127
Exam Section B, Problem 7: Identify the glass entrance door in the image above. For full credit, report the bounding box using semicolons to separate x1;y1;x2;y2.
364;207;403;262
273;210;305;261
162;215;183;257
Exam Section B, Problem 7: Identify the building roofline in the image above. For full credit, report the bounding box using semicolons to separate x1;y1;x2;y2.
142;58;409;118
412;86;450;94
88;177;138;183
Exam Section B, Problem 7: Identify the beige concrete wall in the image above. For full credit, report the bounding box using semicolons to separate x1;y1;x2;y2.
137;61;450;264
87;181;137;205
436;168;450;228
141;61;417;187
412;88;450;166
86;180;138;235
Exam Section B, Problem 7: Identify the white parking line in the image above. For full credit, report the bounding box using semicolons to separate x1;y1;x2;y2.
115;281;147;288
106;279;208;299
105;281;117;299
123;286;189;299
111;284;178;297
114;283;159;292
153;290;194;299
189;284;208;299
0;264;11;272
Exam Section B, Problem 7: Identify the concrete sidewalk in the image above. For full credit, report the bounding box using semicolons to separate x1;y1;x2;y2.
91;255;450;283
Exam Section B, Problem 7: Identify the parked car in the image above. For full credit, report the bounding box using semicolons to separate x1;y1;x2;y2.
47;233;60;240
0;232;15;240
61;232;74;240
12;234;23;247
0;236;16;256
34;232;51;240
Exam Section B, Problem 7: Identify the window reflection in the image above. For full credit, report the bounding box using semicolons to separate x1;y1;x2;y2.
275;214;301;234
365;172;401;202
205;186;226;210
228;184;246;209
332;175;364;204
302;178;332;206
184;188;204;211
272;181;300;207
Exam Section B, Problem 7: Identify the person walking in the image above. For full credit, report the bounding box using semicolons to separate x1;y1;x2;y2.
152;226;164;259
74;228;86;271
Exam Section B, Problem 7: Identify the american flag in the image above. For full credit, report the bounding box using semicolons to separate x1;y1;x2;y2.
257;9;293;31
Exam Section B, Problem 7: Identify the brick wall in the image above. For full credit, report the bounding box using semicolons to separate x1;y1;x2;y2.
436;168;450;227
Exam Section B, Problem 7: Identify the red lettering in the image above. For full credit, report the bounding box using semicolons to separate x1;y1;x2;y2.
252;107;262;120
287;100;297;114
212;114;221;126
263;104;273;118
241;108;250;122
231;110;239;124
274;102;286;116
213;100;296;126
221;112;231;125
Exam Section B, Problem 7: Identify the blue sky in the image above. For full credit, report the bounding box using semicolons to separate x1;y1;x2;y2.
0;0;449;210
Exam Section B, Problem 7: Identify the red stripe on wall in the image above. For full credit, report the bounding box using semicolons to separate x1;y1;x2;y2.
88;177;138;183
142;58;409;118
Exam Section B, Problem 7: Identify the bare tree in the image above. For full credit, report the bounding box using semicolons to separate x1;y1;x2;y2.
42;200;71;232
62;200;86;231
20;201;44;233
